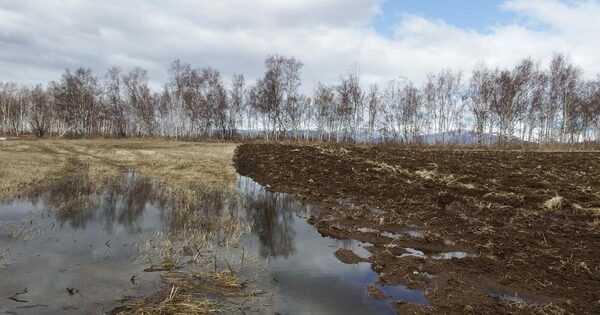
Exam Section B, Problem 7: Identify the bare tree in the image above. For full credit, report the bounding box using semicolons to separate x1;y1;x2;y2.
424;70;463;143
103;67;128;136
335;71;363;142
313;82;336;141
549;54;582;143
347;69;363;141
580;76;600;142
156;85;172;137
0;83;22;135
51;68;99;136
524;66;548;143
2;53;599;145
488;59;535;144
401;82;423;143
228;74;245;139
381;79;423;143
123;67;156;136
27;85;53;137
252;55;303;139
210;72;228;139
365;84;380;143
469;63;494;145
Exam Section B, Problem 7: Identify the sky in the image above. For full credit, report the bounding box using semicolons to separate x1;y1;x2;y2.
373;1;510;35
1;0;599;90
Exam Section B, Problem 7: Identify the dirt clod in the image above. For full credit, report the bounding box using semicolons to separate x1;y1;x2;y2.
367;284;387;299
334;248;365;264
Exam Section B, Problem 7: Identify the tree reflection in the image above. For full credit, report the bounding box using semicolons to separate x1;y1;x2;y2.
30;176;96;229
238;176;304;258
20;172;306;258
92;172;158;233
26;172;157;232
117;173;156;232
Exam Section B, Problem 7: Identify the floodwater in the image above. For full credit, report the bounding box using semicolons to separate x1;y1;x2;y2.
0;172;426;314
237;176;426;314
0;173;164;314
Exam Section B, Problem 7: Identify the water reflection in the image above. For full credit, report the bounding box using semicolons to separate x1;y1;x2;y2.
237;176;427;315
25;172;158;233
0;172;425;314
0;173;167;314
239;176;301;258
22;172;234;236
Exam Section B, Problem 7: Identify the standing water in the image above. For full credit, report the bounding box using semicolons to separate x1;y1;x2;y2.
0;172;425;314
0;173;164;314
236;176;426;314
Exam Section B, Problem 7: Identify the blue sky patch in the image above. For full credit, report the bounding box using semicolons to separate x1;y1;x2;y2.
372;0;516;36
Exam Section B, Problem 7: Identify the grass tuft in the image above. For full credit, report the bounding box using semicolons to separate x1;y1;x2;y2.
543;196;565;211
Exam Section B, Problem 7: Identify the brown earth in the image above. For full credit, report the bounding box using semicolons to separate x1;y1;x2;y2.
234;143;600;314
334;248;367;264
368;284;388;300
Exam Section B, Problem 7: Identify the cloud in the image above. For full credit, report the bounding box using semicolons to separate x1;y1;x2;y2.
500;0;600;68
0;0;599;92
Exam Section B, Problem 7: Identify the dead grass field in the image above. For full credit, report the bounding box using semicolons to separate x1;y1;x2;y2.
0;139;238;200
1;139;261;314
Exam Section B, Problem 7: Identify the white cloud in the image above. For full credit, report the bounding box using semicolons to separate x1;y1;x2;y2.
0;0;599;92
501;0;600;68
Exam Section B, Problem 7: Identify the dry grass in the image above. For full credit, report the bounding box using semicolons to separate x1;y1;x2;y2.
0;142;69;199
0;138;257;313
111;284;218;315
111;270;256;315
0;139;238;200
124;186;255;314
543;195;566;211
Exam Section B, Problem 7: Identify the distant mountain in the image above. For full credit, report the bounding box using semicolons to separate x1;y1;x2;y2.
236;129;526;145
416;131;525;145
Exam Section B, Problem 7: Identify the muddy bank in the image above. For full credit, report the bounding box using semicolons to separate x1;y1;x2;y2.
234;143;600;314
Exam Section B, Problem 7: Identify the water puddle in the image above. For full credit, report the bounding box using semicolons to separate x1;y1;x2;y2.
406;230;425;238
355;227;404;240
237;176;427;314
398;248;476;260
432;251;475;260
0;172;165;314
356;227;378;233
489;293;536;305
443;239;456;246
0;173;427;314
380;231;402;240
398;247;427;259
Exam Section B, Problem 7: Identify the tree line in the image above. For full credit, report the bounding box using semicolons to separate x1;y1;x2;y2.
1;54;599;144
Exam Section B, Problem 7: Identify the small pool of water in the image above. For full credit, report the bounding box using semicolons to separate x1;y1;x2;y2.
0;173;427;314
237;176;426;314
397;247;476;260
489;292;536;305
0;172;164;314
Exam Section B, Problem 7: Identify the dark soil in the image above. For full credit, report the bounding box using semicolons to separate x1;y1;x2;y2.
367;284;388;300
234;143;600;314
334;248;366;264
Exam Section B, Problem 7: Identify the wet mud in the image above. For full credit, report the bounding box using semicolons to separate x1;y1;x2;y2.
235;143;600;314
